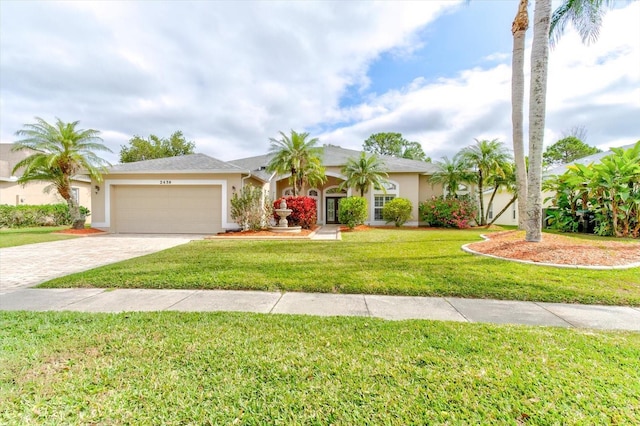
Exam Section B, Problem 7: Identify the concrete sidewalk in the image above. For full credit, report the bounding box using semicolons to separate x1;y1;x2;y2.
2;288;639;331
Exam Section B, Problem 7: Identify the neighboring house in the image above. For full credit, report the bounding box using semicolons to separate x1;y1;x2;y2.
91;146;445;234
0;143;92;212
481;143;637;227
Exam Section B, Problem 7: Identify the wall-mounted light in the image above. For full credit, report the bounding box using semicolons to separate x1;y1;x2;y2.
94;185;100;194
232;186;236;193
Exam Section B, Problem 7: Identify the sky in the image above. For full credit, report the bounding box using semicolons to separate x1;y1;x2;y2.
1;0;638;165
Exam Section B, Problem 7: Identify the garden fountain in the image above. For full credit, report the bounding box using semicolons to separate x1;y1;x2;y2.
270;199;302;233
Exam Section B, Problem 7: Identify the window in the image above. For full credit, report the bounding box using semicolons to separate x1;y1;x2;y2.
71;187;80;204
308;189;319;197
487;203;493;220
374;195;395;220
512;203;517;220
283;187;294;196
326;187;346;194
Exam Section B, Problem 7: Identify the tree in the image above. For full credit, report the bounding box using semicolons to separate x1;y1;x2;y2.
266;130;326;196
511;0;529;230
522;0;613;242
543;136;601;165
486;162;518;227
11;117;111;229
430;155;474;198
363;133;430;162
339;152;389;197
119;131;195;163
459;139;512;226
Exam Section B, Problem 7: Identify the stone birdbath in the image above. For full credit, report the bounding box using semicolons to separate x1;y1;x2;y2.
270;199;302;233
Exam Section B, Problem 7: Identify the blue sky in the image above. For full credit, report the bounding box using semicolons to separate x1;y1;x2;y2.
1;1;638;164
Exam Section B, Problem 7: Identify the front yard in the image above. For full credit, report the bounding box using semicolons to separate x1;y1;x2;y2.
41;228;640;306
0;226;77;248
1;311;639;424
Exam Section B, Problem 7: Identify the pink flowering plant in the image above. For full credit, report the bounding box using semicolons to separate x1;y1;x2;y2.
419;195;478;229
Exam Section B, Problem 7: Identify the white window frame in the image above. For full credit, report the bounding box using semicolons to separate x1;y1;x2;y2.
71;187;80;204
371;180;399;224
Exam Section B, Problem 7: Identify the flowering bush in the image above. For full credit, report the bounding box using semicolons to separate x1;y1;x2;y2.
338;197;368;230
382;197;412;227
419;195;477;229
274;196;317;229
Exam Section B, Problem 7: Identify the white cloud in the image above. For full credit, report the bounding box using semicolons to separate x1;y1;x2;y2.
0;0;637;166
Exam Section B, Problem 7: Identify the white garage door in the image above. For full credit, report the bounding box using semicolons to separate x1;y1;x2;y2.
113;185;222;234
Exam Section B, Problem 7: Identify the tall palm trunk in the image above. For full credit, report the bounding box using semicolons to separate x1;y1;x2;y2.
525;0;551;242
511;0;529;230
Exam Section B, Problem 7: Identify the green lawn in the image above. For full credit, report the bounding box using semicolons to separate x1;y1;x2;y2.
41;228;640;306
0;226;77;248
1;311;638;424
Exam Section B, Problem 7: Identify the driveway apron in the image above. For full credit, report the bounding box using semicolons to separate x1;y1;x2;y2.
0;235;196;292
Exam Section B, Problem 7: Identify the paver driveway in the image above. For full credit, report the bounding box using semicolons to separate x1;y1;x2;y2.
0;234;197;292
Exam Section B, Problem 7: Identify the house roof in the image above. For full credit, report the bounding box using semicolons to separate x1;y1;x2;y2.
106;153;249;174
228;145;436;178
546;143;637;176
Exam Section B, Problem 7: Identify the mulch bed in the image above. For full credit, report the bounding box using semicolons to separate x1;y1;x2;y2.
467;230;640;267
216;226;319;238
53;228;107;235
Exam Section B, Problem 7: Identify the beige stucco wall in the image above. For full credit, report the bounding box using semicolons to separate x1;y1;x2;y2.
92;172;244;231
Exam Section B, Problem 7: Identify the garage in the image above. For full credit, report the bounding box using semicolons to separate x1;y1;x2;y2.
112;185;222;234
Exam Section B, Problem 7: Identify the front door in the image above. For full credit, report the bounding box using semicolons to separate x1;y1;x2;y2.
326;197;341;224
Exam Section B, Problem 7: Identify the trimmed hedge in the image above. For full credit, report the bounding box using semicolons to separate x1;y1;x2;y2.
0;204;90;228
338;197;368;230
273;196;317;229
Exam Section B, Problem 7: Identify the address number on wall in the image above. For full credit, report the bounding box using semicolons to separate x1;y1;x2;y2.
160;180;172;185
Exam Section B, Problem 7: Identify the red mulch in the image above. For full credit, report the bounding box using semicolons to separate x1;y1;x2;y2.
54;228;107;235
216;225;319;238
467;230;640;267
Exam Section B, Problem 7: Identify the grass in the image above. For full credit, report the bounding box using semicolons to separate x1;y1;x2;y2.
1;311;639;424
41;228;640;306
0;226;76;248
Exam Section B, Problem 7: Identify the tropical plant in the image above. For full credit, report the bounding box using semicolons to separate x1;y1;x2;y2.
485;162;519;227
543;141;640;238
120;131;195;163
382;198;413;227
230;185;273;231
273;196;317;229
459;139;512;226
266;130;326;196
512;0;613;241
11;117;111;229
337;197;368;230
430;155;474;198
339;152;389;197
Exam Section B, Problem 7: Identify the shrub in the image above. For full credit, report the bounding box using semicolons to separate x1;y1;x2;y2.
419;195;477;229
0;204;90;228
230;186;273;231
382;197;412;227
338;197;368;230
273;196;317;229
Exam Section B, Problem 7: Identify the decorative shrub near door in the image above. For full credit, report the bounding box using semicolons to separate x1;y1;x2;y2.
273;196;317;229
338;196;368;230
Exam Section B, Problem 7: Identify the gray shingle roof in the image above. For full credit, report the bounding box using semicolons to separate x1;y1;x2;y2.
228;145;436;177
107;153;248;174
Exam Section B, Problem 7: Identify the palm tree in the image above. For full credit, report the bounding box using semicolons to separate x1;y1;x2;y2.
339;152;389;197
511;0;529;230
430;155;473;198
266;130;326;196
12;117;112;229
485;162;518;226
459;139;512;226
523;0;613;242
